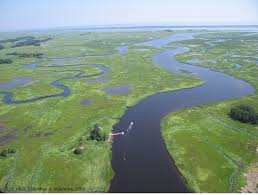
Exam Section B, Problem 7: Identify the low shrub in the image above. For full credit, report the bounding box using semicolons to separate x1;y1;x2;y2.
0;148;16;158
73;148;83;155
89;124;106;141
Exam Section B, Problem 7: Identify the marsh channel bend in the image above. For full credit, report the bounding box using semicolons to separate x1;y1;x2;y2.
109;32;255;192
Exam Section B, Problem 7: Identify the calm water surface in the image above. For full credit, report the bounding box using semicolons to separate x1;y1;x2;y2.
109;32;255;192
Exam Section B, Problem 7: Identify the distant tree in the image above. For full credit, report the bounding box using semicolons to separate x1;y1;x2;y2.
0;44;4;50
229;104;258;124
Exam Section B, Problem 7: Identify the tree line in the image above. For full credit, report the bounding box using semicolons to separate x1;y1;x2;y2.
0;36;35;43
0;59;12;64
0;36;52;48
230;104;258;124
7;52;43;58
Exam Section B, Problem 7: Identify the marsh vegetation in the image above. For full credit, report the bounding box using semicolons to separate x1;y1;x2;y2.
0;30;201;192
0;29;257;192
162;31;258;192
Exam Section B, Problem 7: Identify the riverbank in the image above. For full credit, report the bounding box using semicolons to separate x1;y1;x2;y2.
161;31;258;192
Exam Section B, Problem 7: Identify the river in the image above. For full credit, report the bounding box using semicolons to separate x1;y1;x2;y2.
109;33;255;192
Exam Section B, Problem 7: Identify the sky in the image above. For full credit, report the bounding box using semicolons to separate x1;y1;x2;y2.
0;0;258;31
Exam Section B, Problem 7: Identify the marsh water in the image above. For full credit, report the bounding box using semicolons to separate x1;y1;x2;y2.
0;31;256;192
109;33;255;192
102;85;131;96
0;78;34;89
0;63;110;104
0;44;128;104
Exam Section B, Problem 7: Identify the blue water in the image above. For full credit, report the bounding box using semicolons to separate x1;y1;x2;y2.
109;32;255;192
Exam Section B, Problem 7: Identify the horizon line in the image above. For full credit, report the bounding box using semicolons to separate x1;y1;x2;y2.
1;24;258;33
